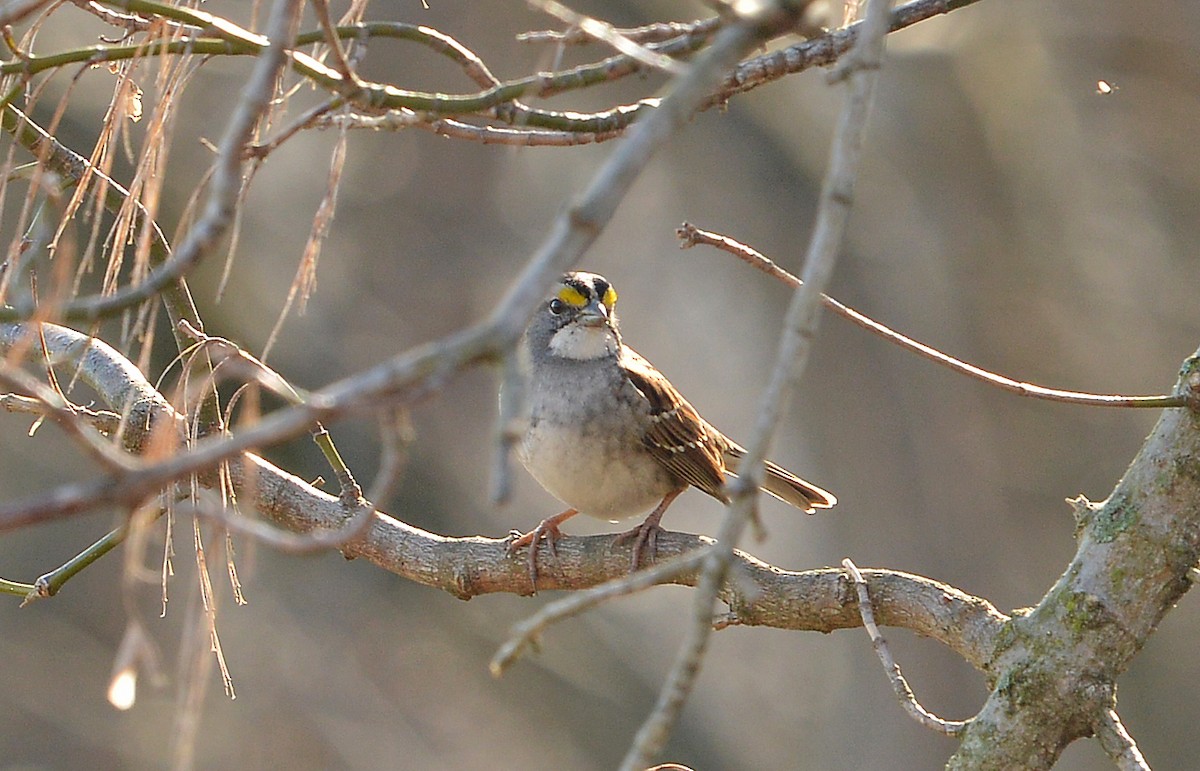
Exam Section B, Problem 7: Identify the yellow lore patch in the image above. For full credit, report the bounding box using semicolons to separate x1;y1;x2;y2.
602;286;618;309
557;285;588;307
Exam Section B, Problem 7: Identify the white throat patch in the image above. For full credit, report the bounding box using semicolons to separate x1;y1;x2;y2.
548;324;618;360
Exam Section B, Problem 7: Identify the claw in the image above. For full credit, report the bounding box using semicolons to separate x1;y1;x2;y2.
612;520;665;570
508;509;578;591
611;489;682;570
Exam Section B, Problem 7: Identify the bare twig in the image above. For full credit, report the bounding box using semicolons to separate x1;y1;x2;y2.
247;96;343;158
621;0;895;765
517;17;722;46
843;558;969;735
530;0;687;75
321;109;624;146
0;322;1015;683
708;0;985;107
491;547;712;676
0;390;122;432
12;523;128;603
0;357;135;471
309;0;361;88
677;222;1189;409
0;0;53;27
490;350;523;506
175;320;305;404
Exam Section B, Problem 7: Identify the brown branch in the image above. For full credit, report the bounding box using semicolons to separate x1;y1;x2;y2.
517;17;722;47
947;353;1200;767
530;0;687;75
0;0;55;27
707;0;985;108
0;322;1007;679
626;1;891;764
45;0;981;141
843;558;970;735
677;222;1189;409
0;391;122;433
0;0;814;531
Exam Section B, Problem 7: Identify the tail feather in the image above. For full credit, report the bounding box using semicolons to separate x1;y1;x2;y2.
723;447;836;513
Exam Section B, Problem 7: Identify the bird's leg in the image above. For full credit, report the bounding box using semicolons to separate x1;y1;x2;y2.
612;489;683;570
508;508;578;590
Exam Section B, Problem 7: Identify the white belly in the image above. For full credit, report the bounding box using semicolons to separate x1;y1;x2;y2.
520;422;678;521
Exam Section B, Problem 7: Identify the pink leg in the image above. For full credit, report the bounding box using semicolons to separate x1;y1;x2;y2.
613;489;683;570
508;508;578;590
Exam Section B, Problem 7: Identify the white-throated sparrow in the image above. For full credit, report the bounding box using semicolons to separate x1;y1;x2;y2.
508;271;835;583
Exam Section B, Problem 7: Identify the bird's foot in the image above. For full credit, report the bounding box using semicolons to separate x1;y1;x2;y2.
611;521;665;571
610;490;682;570
507;509;577;591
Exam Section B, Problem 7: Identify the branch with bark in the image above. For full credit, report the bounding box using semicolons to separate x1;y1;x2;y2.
1;0;1195;768
2;306;1195;769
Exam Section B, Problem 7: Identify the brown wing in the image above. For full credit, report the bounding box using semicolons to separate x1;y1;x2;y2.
621;349;729;502
723;442;837;512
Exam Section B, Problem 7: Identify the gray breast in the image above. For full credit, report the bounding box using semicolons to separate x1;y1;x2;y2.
518;358;680;520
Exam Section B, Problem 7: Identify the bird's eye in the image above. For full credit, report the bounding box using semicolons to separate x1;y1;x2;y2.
548;299;567;315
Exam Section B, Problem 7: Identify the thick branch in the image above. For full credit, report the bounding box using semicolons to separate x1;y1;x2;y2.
948;354;1200;769
0;322;1007;670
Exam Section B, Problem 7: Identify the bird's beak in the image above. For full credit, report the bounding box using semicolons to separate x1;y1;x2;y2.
576;299;609;327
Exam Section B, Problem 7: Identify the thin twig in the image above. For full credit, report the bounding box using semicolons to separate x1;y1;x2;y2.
490;349;523;506
176;320;306;403
708;0;985;107
309;0;361;88
247;96;343;159
178;490;377;556
0;358;135;471
0;391;122;432
19;523;129;603
622;0;893;765
530;0;687;75
0;322;1014;677
517;17;721;46
677;223;1189;409
0;0;53;27
321;109;624;146
843;558;970;735
491;547;712;676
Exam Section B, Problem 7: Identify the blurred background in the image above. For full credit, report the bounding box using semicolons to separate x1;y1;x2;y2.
2;0;1199;768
